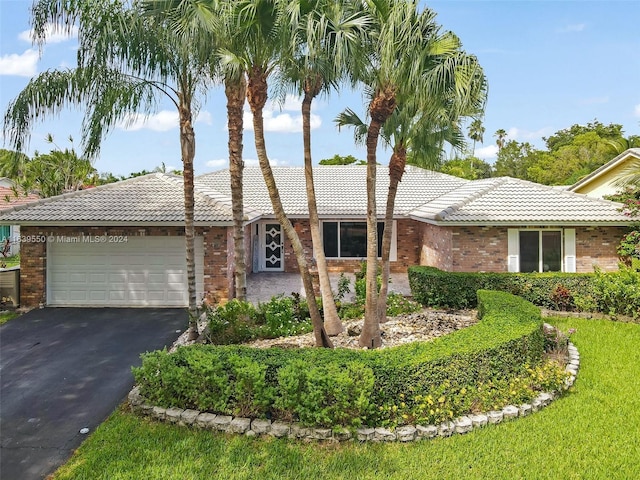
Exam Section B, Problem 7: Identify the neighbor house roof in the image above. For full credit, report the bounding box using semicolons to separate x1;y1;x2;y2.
0;166;631;226
0;187;40;210
196;165;468;217
568;148;640;195
0;173;235;225
410;176;630;225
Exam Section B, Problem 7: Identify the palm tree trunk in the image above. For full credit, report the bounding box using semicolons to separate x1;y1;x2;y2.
247;66;332;348
302;84;343;336
226;74;247;302
359;86;397;349
377;145;406;324
178;93;198;340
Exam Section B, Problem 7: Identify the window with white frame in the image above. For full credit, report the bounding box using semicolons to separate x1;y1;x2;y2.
322;221;396;259
508;228;576;273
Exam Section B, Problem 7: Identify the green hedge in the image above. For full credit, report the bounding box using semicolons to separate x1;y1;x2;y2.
133;291;545;428
408;266;596;310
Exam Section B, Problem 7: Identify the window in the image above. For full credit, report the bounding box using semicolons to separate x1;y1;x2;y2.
508;228;575;273
519;231;561;272
323;221;389;258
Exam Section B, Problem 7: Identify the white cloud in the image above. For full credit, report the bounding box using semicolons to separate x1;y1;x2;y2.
196;111;213;125
557;23;586;33
19;24;78;44
634;104;640;117
117;110;212;132
475;145;499;160
206;158;228;169
0;49;38;77
243;109;322;133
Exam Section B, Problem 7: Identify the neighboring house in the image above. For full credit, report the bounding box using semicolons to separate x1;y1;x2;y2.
0;185;40;256
0;166;631;308
568;148;640;199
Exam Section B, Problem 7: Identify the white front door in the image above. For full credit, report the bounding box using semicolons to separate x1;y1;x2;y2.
260;222;284;271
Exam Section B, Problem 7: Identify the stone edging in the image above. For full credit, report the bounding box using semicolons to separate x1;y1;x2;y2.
128;324;579;443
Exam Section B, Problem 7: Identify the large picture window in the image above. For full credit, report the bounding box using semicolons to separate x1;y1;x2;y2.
323;221;386;258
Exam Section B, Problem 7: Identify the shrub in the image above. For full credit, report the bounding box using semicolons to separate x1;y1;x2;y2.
206;299;258;345
589;265;640;319
227;355;274;418
135;291;553;428
256;295;312;338
408;266;596;311
276;360;375;428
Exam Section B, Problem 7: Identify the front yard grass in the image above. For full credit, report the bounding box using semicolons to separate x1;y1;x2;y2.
0;311;18;325
1;254;20;268
52;317;640;480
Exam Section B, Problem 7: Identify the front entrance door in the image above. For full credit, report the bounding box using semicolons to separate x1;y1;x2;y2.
261;222;284;271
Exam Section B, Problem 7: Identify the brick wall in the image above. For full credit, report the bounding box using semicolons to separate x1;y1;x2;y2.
18;225;230;308
451;226;508;272
575;226;626;272
419;223;453;270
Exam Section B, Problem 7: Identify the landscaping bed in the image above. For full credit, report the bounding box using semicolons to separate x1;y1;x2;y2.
132;291;569;432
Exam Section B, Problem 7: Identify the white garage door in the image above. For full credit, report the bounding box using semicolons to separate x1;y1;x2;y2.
47;236;204;307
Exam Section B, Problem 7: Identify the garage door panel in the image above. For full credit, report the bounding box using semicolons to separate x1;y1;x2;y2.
48;236;204;307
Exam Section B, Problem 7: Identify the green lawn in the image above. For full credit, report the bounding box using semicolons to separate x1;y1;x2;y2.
0;311;18;325
53;317;640;480
1;254;20;268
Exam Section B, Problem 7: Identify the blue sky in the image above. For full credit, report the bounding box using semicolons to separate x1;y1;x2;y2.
1;0;639;177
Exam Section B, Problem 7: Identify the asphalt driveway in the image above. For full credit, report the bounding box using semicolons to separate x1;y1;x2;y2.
0;307;187;480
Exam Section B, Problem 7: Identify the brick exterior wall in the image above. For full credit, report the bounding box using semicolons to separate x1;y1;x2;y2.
575;226;626;272
18;225;230;308
450;226;509;272
419;223;453;270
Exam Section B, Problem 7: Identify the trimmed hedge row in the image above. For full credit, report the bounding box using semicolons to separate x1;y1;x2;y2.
133;291;545;428
408;266;596;310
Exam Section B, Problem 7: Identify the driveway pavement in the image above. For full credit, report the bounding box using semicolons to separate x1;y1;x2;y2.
0;307;187;480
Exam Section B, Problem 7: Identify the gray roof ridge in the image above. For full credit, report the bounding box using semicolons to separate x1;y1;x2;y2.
0;172;161;217
435;177;507;221
156;174;239;216
192;178;264;220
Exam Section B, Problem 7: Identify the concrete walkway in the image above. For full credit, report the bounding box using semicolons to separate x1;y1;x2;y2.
246;272;411;304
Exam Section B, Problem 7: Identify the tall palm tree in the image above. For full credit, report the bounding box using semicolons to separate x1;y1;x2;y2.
141;0;250;302
494;128;508;151
4;0;213;338
337;49;485;326
231;0;333;347
279;0;370;336
467;118;485;157
341;1;487;347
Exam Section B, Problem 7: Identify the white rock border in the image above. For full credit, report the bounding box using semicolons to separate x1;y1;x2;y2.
128;323;578;443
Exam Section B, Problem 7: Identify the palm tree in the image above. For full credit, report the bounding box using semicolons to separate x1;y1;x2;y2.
337;45;486;327
494;128;508;151
231;0;333;347
347;0;487;348
278;0;370;336
141;1;250;303
467;118;485;157
4;0;213;338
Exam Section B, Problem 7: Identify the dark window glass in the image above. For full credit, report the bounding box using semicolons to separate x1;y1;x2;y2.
542;231;562;272
340;222;367;257
323;222;338;258
519;231;539;273
377;222;385;258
